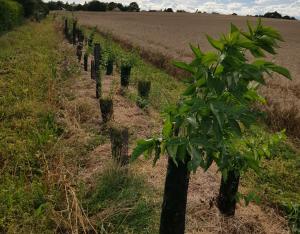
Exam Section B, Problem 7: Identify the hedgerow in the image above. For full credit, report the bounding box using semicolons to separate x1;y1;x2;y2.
0;0;23;33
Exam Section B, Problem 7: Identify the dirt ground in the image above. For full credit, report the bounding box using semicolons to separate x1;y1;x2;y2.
71;11;300;138
65;48;290;233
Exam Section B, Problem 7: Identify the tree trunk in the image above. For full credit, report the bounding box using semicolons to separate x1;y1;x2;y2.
159;156;190;234
217;170;240;216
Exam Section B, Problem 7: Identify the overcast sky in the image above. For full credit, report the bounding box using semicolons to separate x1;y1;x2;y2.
44;0;300;18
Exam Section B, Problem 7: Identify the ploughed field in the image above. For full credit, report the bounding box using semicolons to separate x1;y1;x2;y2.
74;11;300;137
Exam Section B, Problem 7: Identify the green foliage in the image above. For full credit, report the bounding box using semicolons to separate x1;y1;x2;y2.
102;40;116;67
136;80;151;108
15;0;49;18
286;203;300;233
119;50;138;67
84;165;159;233
0;18;67;232
87;26;97;53
132;20;291;193
0;0;23;33
243;140;300;232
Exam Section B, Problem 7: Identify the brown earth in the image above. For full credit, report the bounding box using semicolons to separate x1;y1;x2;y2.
72;11;300;138
64;44;290;233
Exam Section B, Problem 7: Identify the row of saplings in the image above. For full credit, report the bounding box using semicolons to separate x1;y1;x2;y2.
63;18;151;165
64;18;292;234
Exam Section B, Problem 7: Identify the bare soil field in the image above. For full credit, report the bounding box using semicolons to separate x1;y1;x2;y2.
73;11;300;137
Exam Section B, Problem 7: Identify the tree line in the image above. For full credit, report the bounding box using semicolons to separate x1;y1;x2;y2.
0;0;48;33
255;11;296;20
47;1;140;12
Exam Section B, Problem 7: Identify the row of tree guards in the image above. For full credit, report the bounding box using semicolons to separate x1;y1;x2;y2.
63;17;293;234
63;18;151;166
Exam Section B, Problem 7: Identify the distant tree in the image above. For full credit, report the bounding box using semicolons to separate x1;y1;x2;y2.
164;8;173;12
232;13;237;16
87;1;107;11
128;2;139;12
256;11;297;20
16;0;48;18
47;1;65;10
16;0;37;17
264;11;282;18
107;2;118;11
119;3;126;11
177;9;186;13
74;3;87;11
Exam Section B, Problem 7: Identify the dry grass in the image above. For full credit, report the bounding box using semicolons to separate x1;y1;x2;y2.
71;11;300;138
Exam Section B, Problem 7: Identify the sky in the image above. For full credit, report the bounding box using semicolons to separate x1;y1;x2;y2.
45;0;300;18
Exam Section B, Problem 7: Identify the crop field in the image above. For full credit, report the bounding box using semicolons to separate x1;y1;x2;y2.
73;11;300;137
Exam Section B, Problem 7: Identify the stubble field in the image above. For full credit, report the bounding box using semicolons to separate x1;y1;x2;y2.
73;11;300;137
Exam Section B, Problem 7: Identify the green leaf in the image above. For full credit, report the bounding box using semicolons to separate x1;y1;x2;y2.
229;119;242;136
173;61;195;73
153;144;161;166
230;23;239;33
186;116;198;128
237;38;255;49
206;35;224;51
190;44;203;58
177;144;187;162
269;65;292;80
244;192;260;206
162;116;173;138
247;20;253;37
131;139;156;162
210;103;223;130
262;26;284;41
196;78;206;87
183;85;196;96
167;144;178;160
204;154;214;171
202;52;218;66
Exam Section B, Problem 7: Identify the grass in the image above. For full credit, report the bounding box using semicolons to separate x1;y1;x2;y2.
0;18;65;232
84;164;159;233
243;141;300;233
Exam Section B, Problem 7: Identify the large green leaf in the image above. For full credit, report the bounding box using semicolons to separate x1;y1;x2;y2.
162;116;173;138
173;61;195;73
202;52;219;66
269;65;292;80
131;139;156;162
190;44;203;58
207;35;224;51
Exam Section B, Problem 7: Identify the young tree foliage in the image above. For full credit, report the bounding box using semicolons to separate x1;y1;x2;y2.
131;19;291;230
